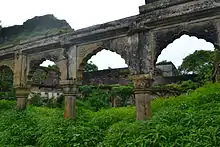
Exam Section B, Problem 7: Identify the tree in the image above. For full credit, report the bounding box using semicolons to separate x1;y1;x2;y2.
178;50;215;81
84;61;98;72
0;66;13;92
31;65;60;85
32;68;48;85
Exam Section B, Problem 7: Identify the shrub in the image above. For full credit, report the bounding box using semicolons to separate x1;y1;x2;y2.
79;84;134;109
0;83;220;146
82;89;111;111
29;93;65;108
151;80;200;97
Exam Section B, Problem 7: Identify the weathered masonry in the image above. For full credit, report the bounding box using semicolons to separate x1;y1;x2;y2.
0;0;219;120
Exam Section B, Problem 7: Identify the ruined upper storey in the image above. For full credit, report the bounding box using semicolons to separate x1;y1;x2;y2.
140;0;219;14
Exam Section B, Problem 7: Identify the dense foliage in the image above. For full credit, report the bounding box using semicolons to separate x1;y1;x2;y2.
30;64;60;86
178;50;215;81
0;66;15;100
151;80;200;97
78;84;133;111
84;61;98;72
29;93;64;108
0;66;13;92
0;83;220;146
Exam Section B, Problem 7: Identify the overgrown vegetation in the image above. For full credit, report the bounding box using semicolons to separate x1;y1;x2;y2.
0;83;220;146
151;80;200;97
178;50;215;82
29;93;64;108
84;61;98;72
0;66;15;100
78;84;133;111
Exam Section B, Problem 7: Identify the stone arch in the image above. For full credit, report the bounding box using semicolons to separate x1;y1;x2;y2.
28;56;60;79
76;47;129;82
27;48;68;82
76;37;135;82
153;21;218;66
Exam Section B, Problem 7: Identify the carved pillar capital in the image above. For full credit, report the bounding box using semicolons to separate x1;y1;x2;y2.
15;87;30;110
15;87;30;97
60;79;77;96
131;74;154;93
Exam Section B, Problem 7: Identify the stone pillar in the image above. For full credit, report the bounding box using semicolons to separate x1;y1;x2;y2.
14;50;30;110
213;21;220;82
60;80;77;119
132;74;154;120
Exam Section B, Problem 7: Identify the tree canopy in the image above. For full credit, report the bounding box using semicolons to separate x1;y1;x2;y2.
85;61;98;72
178;50;215;81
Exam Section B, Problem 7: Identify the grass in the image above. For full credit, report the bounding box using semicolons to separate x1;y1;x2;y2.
0;83;220;146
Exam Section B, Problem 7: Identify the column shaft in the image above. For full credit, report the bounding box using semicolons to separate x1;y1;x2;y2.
64;95;76;119
60;80;77;120
135;92;151;120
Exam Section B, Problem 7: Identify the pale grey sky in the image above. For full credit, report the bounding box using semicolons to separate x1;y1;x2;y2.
1;0;214;70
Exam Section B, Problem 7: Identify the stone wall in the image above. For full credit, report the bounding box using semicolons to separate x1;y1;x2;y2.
153;74;198;85
82;67;197;86
156;62;178;77
83;68;130;85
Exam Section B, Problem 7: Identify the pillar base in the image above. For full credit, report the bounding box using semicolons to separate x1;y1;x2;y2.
15;87;30;110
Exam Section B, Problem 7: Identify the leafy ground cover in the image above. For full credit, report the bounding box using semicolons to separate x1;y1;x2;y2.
0;83;220;146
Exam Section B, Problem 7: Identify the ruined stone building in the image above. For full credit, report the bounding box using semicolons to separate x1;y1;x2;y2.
0;0;219;120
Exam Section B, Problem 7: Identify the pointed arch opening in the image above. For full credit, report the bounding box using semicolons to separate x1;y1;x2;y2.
155;34;215;84
77;48;130;86
28;58;61;91
27;58;63;106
